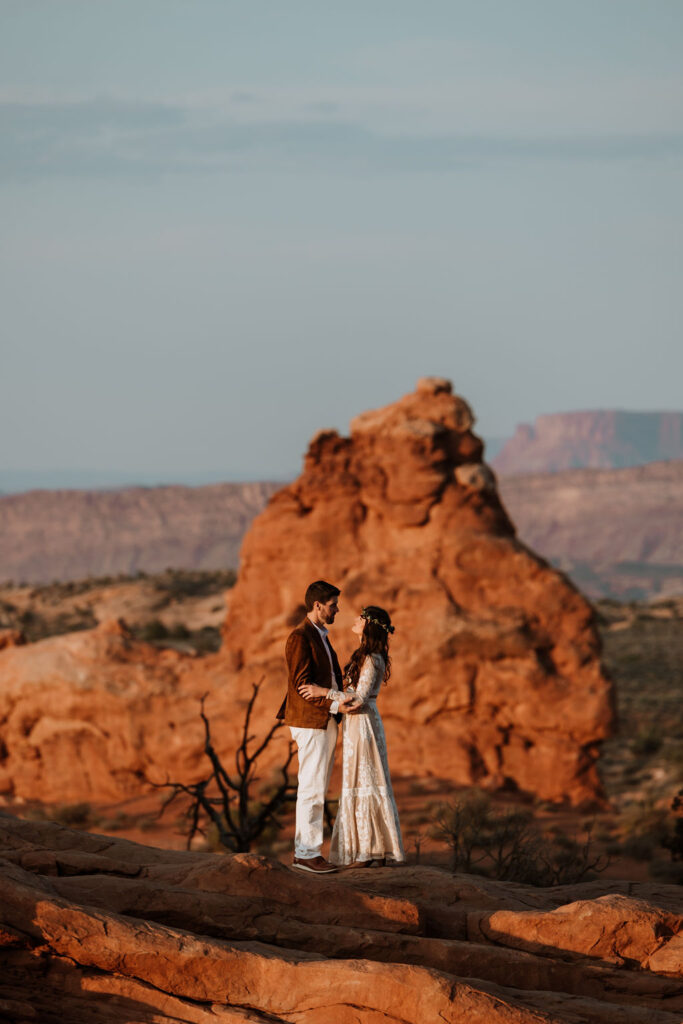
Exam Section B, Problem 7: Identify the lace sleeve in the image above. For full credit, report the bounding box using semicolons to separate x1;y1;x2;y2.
353;654;383;707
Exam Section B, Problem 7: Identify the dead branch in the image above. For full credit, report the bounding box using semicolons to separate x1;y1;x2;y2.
154;681;297;852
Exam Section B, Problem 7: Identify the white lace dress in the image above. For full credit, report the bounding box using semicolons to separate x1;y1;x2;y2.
329;653;405;865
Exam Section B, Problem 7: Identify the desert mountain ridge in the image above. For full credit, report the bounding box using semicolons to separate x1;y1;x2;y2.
1;461;681;600
0;480;281;584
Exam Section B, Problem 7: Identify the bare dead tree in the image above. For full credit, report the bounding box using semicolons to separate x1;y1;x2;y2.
152;682;296;852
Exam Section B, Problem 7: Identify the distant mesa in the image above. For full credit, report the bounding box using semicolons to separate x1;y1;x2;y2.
492;409;683;475
499;461;683;602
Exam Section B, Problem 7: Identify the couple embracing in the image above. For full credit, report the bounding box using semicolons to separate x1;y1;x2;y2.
277;579;405;874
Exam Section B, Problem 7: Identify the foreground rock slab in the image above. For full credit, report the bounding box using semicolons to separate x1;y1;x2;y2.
1;815;682;1023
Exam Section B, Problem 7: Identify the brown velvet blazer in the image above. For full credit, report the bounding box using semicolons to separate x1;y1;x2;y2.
277;618;343;729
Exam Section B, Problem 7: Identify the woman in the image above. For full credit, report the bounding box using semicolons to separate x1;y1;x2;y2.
300;605;405;867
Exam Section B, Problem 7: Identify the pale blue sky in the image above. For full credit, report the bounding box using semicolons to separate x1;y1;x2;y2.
2;1;682;485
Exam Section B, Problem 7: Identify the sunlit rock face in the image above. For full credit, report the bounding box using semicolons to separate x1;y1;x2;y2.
3;816;682;1023
222;378;614;806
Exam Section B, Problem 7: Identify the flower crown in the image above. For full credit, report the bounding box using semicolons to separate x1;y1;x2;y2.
361;607;395;634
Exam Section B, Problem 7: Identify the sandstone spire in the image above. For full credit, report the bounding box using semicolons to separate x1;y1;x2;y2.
222;378;614;805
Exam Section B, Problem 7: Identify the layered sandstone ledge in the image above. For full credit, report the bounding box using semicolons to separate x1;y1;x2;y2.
1;814;682;1023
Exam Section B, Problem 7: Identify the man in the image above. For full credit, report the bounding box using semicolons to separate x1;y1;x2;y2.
277;579;352;873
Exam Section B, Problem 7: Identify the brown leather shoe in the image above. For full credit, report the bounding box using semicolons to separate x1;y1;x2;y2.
292;855;338;874
346;860;373;869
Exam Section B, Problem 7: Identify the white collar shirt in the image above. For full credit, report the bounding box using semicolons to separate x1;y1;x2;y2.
308;619;340;714
310;621;338;690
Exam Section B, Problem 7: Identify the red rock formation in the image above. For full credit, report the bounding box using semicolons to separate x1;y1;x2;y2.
493;410;683;476
0;380;614;806
1;815;682;1023
0;619;212;802
222;378;613;805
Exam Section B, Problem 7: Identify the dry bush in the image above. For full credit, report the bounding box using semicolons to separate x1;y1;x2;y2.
432;791;609;886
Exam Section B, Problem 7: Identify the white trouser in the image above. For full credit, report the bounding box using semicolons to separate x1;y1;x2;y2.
290;718;338;859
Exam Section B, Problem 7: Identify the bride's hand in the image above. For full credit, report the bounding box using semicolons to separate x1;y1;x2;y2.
299;683;327;699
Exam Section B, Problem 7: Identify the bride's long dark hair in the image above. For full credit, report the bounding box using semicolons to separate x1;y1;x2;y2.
344;605;393;689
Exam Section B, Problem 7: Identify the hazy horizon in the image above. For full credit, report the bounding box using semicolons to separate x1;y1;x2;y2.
4;404;683;494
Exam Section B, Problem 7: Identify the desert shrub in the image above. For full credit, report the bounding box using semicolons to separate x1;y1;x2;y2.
593;825;617;844
620;798;670;846
138;618;169;642
661;743;683;784
153;569;237;602
23;804;49;822
613;793;683;867
52;802;94;828
660;790;683;865
432;790;491;873
97;811;130;831
621;835;655;861
130;619;220;653
649;860;683;885
98;810;157;833
191;626;222;653
168;622;191;640
432;791;608;886
632;729;663;757
51;609;97;637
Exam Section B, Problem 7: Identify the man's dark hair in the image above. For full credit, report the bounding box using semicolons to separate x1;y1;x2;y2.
305;580;340;611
